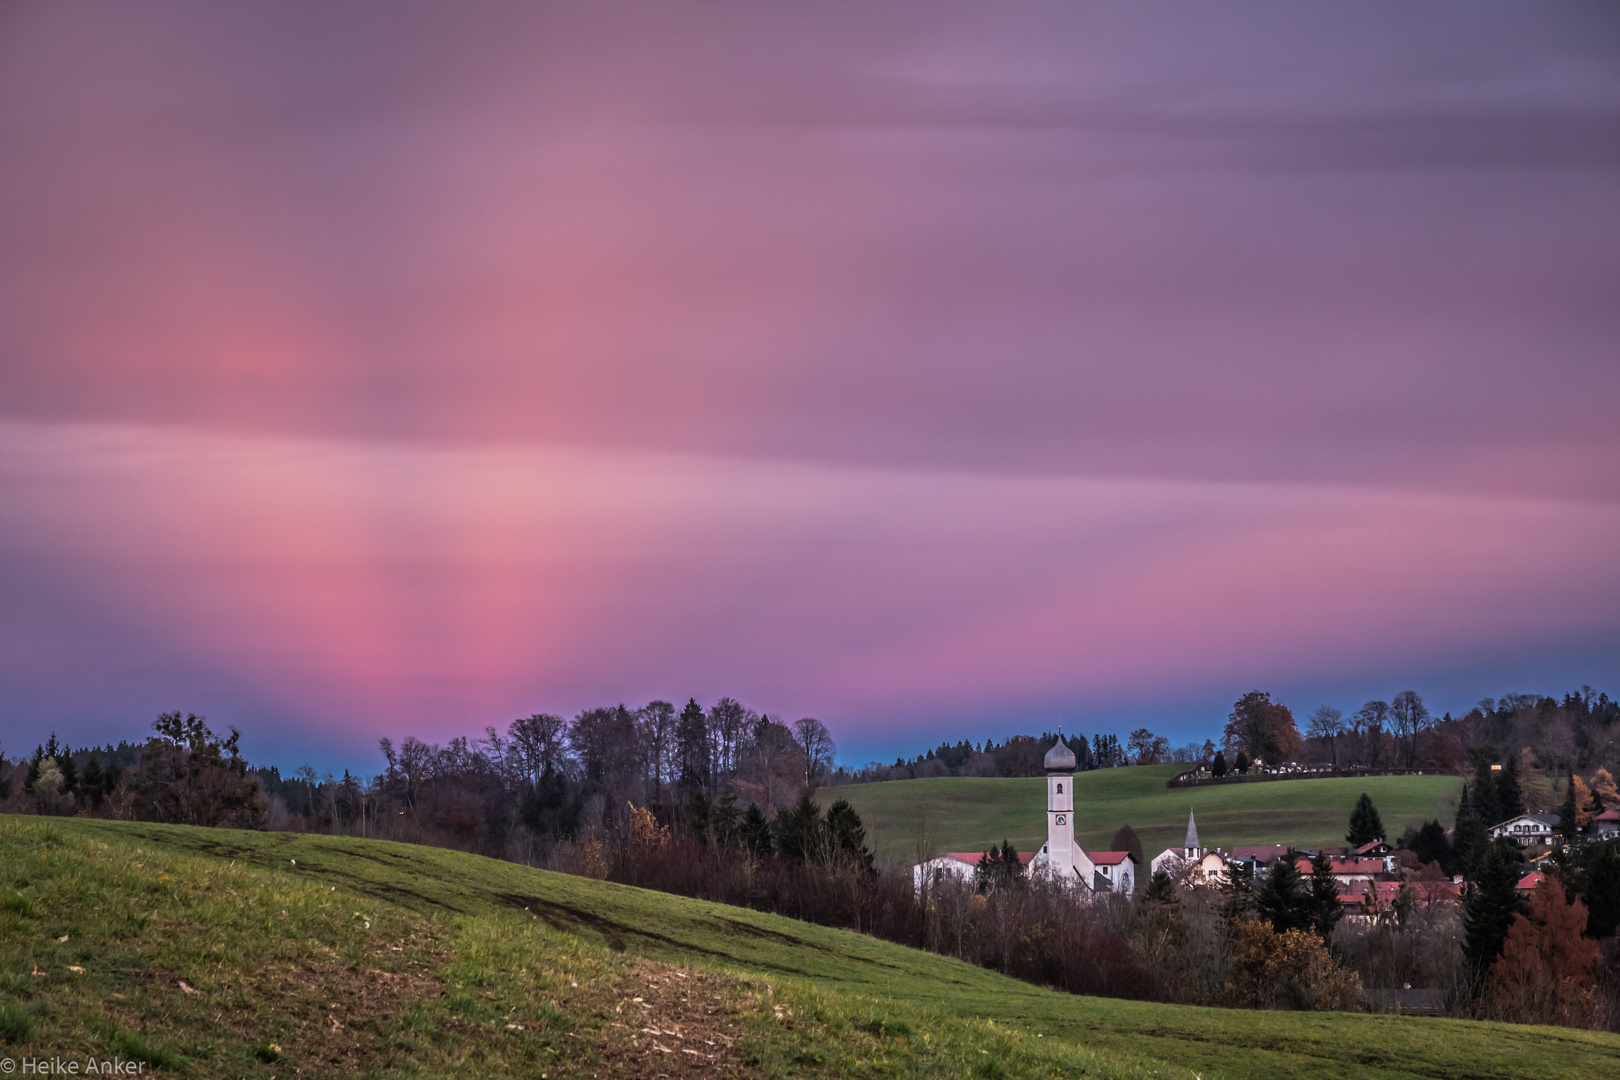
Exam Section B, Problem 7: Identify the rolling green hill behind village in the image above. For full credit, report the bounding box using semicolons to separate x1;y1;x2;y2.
831;765;1467;863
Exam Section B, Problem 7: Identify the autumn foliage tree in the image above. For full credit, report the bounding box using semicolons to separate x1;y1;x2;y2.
1222;691;1301;764
1484;877;1601;1027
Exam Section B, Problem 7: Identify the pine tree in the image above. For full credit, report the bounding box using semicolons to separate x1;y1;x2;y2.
1559;771;1580;843
1256;852;1309;933
81;756;104;808
739;802;773;857
1219;859;1254;920
1497;755;1526;819
975;841;1025;892
1307;851;1343;939
1470;753;1501;828
1408;819;1453;873
826;798;874;872
1143;869;1181;907
674;698;710;801
1211;750;1227;777
1453;783;1490;879
1346;792;1385;846
1464;842;1525;979
1582;843;1620;938
683;790;713;844
774;794;825;863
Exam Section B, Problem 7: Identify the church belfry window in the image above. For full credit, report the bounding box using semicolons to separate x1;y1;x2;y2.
1056;783;1063;794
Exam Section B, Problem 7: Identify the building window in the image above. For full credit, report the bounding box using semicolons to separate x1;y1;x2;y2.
1056;783;1063;794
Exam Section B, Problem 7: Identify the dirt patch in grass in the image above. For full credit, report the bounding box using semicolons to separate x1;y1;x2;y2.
590;957;761;1079
120;941;447;1073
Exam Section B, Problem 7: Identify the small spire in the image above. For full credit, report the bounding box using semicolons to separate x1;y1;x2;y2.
1185;809;1200;852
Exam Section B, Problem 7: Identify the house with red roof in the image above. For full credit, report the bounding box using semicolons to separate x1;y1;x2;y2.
1090;851;1137;894
1593;808;1620;842
913;849;1037;888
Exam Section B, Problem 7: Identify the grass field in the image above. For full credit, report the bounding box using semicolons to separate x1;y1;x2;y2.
831;766;1466;863
5;816;1618;1079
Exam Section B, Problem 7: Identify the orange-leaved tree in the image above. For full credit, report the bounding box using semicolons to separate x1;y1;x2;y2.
1484;876;1600;1027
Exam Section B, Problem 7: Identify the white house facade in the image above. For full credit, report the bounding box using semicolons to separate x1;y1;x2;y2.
1150;811;1227;887
1490;813;1560;846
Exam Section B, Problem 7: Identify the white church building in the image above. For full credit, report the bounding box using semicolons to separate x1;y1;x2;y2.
1150;810;1228;887
913;737;1136;896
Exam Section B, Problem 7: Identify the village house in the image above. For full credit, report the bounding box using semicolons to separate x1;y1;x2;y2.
1593;808;1620;841
1294;855;1384;888
1228;844;1289;879
1337;879;1460;921
912;850;1036;888
1150;811;1228;887
1490;812;1560;846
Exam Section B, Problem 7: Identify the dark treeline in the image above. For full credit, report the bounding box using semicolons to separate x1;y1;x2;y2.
849;731;1215;782
1298;687;1620;776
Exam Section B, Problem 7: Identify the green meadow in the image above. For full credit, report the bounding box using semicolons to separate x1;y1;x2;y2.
5;816;1617;1079
831;766;1466;863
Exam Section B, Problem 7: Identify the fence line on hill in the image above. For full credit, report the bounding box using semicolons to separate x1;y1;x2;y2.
1166;766;1448;789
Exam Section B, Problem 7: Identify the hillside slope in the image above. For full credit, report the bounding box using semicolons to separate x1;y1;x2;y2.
3;816;1615;1079
831;766;1463;862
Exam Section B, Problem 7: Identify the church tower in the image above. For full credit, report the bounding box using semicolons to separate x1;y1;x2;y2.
1044;733;1078;871
1184;809;1201;861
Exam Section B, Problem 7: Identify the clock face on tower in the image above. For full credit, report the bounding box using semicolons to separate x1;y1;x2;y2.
1055;814;1066;825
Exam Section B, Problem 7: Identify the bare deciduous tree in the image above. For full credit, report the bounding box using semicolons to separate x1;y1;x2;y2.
792;716;836;788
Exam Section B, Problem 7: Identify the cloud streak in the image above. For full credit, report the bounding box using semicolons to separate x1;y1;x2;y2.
2;421;1615;764
1;3;1617;763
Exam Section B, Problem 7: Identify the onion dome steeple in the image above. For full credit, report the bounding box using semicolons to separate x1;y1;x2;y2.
1044;729;1077;773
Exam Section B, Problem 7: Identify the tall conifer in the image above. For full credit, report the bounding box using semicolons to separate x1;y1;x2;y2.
1347;793;1385;846
1464;843;1524;980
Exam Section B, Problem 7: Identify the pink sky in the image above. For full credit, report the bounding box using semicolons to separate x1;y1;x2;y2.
1;3;1617;768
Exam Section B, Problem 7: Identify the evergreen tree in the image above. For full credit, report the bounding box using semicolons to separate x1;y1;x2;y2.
1469;752;1501;827
1256;852;1309;933
975;840;1026;892
774;794;825;863
1346;792;1385;846
1497;755;1526;819
683;790;713;844
1453;784;1491;880
1307;851;1343;939
739;802;773;858
25;744;44;793
1406;819;1453;873
1464;842;1525;979
1142;869;1181;907
1559;771;1580;843
1234;751;1251;775
713;790;741;847
1211;750;1227;778
81;755;104;808
1219;859;1254;920
826;798;874;872
674;698;711;801
1582;843;1620;939
54;743;78;793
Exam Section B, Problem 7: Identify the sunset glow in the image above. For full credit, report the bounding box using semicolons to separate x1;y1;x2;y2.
2;3;1617;767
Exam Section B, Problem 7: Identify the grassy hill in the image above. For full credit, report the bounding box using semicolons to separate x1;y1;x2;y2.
5;816;1616;1079
830;766;1465;863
